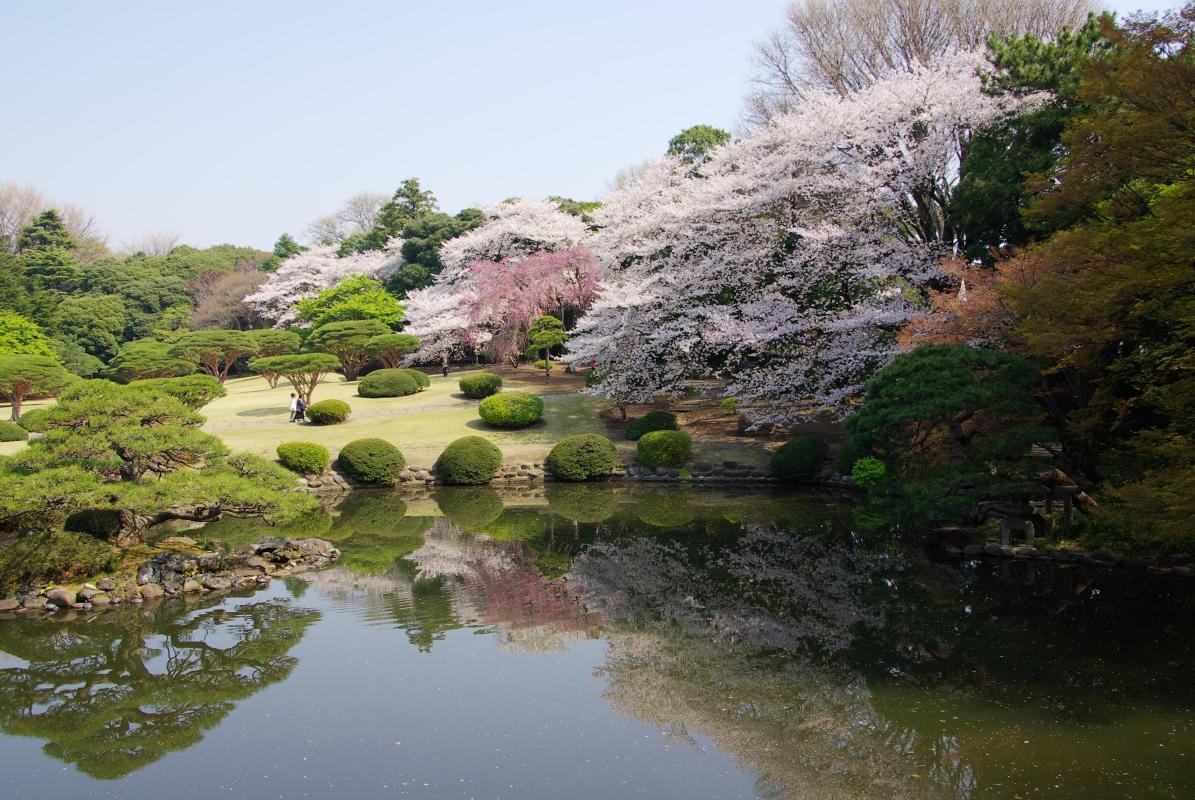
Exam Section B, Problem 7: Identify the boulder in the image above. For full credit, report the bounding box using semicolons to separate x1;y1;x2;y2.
0;599;18;612
201;575;232;591
90;593;111;606
46;588;76;608
139;583;165;600
96;577;116;592
182;578;203;593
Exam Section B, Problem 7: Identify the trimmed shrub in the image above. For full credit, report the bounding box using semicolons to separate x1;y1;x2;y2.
772;436;829;483
0;421;27;442
435;436;503;485
637;430;692;470
305;398;351;425
835;436;865;473
625;410;678;441
478;392;543;428
358;369;420;398
16;408;52;432
395;368;430;390
851;456;888;488
337;438;406;485
277;441;331;475
546;434;619;481
459;371;503;398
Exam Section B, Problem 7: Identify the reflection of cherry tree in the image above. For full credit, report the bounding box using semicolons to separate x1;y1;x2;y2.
571;526;881;653
0;598;318;779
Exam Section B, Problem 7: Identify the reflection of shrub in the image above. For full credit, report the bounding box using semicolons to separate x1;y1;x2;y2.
772;436;829;483
332;492;410;535
436;486;504;530
0;530;115;594
277;441;330;474
16;408;51;432
546;484;621;522
637;430;692;470
337;438;406;484
0;421;28;441
546;434;618;481
478;392;543;428
327;493;429;574
305;398;351;425
459;372;502;398
625;410;678;441
196;510;333;549
358;369;419;398
435;436;502;484
851;457;887;487
485;509;549;542
633;493;696;528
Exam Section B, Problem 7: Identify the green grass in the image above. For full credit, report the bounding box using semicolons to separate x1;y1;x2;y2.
201;370;615;467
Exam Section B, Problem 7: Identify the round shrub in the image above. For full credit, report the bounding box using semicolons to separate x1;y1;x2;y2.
459;371;503;399
772;436;829;483
0;421;28;442
358;369;420;398
337;438;406;485
396;368;430;390
435;436;503;485
625;410;678;441
546;434;619;481
305;398;351;425
851;456;888;488
478;392;544;428
16;408;51;433
637;430;692;470
277;441;331;475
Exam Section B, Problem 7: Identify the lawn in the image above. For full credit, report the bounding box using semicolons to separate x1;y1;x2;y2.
202;368;618;467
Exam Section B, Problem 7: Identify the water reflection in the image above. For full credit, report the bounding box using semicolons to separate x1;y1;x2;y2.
0;596;318;779
0;484;1190;798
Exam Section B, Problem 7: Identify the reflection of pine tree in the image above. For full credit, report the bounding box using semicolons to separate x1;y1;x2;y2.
0;598;318;779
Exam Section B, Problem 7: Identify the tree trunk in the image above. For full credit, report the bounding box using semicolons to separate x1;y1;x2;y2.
9;387;22;420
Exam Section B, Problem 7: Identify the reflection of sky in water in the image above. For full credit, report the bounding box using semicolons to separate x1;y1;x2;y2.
0;486;1191;800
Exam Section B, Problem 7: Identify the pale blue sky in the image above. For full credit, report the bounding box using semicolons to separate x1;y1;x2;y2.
0;0;1178;250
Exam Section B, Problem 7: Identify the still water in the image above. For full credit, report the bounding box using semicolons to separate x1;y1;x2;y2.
0;486;1192;799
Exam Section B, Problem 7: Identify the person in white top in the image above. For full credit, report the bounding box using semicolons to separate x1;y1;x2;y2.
288;393;299;422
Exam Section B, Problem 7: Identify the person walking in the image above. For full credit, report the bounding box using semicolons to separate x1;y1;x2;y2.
288;393;299;422
294;395;306;423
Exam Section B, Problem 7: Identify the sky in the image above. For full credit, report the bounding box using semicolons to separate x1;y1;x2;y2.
0;0;1181;250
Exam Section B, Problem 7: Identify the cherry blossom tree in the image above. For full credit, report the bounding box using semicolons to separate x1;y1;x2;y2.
570;53;1035;426
243;243;403;326
404;199;591;363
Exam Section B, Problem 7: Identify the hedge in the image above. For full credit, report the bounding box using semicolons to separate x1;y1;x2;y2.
546;434;619;481
637;430;692;470
305;398;351;425
277;441;331;475
625;410;678;441
0;421;28;442
16;408;51;433
358;369;420;398
459;372;503;399
478;392;543;428
337;438;406;485
772;436;829;483
435;436;503;485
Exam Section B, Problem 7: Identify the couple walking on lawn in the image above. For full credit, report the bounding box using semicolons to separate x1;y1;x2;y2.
288;393;306;423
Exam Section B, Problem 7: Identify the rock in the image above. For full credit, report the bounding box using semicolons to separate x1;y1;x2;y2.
983;542;1004;557
196;552;223;570
89;593;111;606
0;599;18;612
160;536;197;548
1012;546;1041;558
139;583;165;600
201;575;231;591
78;586;99;601
942;544;962;556
182;578;203;593
46;588;76;608
416;470;432;481
96;577;116;592
962;544;984;557
22;595;43;610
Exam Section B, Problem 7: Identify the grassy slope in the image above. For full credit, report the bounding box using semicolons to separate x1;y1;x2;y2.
201;369;618;467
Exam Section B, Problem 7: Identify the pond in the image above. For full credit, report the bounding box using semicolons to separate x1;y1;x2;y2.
1;486;1192;799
